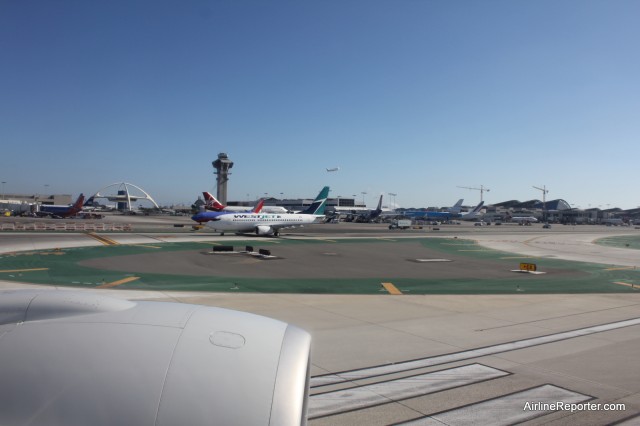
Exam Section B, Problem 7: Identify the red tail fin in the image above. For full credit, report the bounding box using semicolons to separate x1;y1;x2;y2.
203;192;226;211
252;199;264;213
70;194;85;215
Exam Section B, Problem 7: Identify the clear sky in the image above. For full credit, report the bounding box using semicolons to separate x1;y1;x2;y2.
2;1;639;209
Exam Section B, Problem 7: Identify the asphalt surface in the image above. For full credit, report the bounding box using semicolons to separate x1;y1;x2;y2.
1;217;640;425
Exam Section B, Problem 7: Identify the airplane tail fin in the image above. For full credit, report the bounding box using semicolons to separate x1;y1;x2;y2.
450;199;464;214
471;201;484;213
251;199;265;213
301;186;330;215
70;194;85;214
203;192;226;211
83;195;94;207
376;194;383;212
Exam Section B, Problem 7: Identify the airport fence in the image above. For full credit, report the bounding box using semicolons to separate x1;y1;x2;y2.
0;222;133;232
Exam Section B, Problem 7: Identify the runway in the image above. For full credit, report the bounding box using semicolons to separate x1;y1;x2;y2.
1;220;640;424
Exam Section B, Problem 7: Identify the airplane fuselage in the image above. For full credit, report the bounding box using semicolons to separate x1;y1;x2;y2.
205;213;322;235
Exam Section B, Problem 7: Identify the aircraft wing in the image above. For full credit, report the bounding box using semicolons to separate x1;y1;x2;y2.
0;290;311;426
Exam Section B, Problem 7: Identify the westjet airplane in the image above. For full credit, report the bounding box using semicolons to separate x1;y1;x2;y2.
37;194;85;218
204;186;329;236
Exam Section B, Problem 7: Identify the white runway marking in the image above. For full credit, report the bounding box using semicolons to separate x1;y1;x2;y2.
397;384;592;425
308;364;508;419
311;317;640;387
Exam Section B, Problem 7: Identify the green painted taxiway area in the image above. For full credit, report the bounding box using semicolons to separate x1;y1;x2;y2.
1;237;638;294
596;235;640;251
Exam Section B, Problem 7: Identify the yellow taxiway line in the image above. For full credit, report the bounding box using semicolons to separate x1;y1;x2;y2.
0;268;49;273
613;281;638;290
381;282;403;295
86;233;119;246
97;276;140;289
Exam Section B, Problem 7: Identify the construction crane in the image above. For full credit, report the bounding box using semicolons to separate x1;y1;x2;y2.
533;185;549;220
457;185;490;202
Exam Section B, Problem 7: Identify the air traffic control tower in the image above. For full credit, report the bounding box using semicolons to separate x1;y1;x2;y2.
212;152;234;205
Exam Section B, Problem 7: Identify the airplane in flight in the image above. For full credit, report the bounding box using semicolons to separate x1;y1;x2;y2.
203;192;287;214
326;167;340;172
37;194;85;218
0;289;310;426
204;186;329;236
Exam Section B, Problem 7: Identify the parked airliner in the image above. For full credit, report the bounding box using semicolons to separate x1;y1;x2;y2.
510;216;538;223
402;199;464;221
192;198;264;224
355;194;384;222
203;192;287;214
204;186;329;236
37;194;85;218
459;201;485;221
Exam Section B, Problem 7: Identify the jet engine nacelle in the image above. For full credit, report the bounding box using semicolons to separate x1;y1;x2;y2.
256;225;275;235
0;290;311;426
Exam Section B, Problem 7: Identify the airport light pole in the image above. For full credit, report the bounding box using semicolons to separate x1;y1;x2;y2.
361;192;367;208
1;181;5;200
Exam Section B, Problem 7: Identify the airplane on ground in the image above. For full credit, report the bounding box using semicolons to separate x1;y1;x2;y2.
459;201;485;221
192;198;265;224
0;289;310;426
510;215;538;224
203;192;286;213
402;199;464;221
204;186;329;236
37;194;85;218
355;194;384;223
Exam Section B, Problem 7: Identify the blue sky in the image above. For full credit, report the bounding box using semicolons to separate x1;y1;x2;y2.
2;1;639;209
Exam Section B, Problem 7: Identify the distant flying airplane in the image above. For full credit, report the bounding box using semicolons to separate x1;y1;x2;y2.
37;194;85;218
204;186;329;236
326;167;340;172
0;289;310;426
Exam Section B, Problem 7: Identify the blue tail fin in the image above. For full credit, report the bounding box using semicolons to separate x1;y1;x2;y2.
301;186;330;215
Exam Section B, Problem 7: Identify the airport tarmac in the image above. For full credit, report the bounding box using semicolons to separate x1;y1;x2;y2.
1;219;640;424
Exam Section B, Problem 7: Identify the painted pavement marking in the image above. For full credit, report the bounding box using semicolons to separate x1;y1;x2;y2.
397;384;592;425
96;276;140;289
308;364;508;419
382;282;403;295
614;281;638;290
85;233;119;246
0;268;49;273
311;317;640;388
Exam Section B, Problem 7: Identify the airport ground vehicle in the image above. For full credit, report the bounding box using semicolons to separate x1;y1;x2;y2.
389;219;411;229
